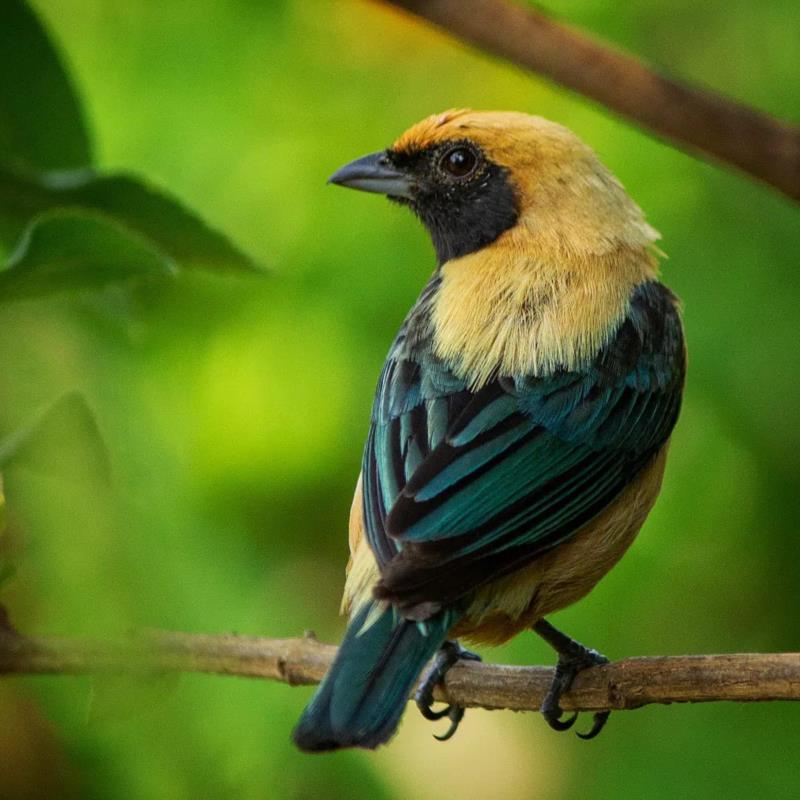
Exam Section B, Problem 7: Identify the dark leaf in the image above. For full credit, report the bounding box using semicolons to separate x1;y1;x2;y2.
0;168;264;274
0;0;92;172
0;210;175;301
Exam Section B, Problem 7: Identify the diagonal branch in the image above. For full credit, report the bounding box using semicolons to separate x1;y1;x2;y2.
382;0;800;203
1;628;799;712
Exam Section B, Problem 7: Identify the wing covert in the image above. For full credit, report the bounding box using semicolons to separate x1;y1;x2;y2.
362;280;685;614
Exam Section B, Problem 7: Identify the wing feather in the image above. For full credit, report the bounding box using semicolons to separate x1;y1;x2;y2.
362;281;685;614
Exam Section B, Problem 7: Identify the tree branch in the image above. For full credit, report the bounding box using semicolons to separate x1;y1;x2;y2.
382;0;800;203
1;628;799;712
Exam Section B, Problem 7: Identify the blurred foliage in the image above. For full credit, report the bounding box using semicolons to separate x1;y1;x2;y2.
0;0;797;799
0;0;91;171
0;391;109;480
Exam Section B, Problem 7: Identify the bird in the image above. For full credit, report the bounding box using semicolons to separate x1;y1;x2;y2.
293;109;685;752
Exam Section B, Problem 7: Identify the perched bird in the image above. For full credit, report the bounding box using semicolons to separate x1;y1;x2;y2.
293;110;685;752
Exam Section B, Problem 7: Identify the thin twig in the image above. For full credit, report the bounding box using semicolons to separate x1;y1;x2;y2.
382;0;800;203
1;629;799;712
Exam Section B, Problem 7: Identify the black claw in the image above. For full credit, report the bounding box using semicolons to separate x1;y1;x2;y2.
546;710;578;732
532;619;612;740
417;702;451;721
577;711;611;740
433;706;465;741
415;641;481;742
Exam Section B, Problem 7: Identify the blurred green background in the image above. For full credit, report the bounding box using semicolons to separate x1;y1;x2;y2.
0;0;798;798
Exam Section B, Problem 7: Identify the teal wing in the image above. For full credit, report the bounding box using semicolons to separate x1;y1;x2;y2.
362;281;685;616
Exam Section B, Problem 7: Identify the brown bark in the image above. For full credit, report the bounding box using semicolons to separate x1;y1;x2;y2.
2;629;798;712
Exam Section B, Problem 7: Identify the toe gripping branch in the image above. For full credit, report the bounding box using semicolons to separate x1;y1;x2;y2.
533;619;611;740
415;641;481;741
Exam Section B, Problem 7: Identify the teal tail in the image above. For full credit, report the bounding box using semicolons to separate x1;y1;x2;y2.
293;602;458;752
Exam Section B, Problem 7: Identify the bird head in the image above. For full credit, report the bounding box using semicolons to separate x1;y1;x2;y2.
329;109;659;265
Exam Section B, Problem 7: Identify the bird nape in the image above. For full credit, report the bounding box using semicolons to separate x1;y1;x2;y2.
293;109;685;752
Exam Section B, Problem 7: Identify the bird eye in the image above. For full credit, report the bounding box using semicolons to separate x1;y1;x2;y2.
441;146;478;179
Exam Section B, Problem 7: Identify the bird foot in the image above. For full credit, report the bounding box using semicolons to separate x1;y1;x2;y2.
415;641;481;742
533;619;610;739
540;646;610;739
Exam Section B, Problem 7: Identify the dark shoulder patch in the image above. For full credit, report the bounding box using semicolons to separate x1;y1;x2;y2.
596;281;684;385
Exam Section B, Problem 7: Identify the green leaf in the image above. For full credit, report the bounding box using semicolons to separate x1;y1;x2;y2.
0;391;111;483
0;0;92;172
0;210;175;300
0;168;264;274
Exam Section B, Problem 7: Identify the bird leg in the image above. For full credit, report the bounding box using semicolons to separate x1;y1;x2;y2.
415;640;481;742
532;618;610;740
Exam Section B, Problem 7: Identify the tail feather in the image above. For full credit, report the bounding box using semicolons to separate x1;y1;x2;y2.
293;602;457;751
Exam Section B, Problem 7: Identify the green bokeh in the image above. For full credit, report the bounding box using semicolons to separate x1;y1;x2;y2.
1;1;798;798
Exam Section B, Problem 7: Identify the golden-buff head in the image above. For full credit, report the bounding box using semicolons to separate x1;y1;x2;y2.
326;111;664;383
391;109;659;259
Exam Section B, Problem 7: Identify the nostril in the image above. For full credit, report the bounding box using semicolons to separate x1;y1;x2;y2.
378;154;391;167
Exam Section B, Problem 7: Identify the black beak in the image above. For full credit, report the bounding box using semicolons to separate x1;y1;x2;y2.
328;151;414;200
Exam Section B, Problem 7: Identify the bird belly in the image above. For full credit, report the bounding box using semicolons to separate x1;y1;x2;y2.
452;445;669;646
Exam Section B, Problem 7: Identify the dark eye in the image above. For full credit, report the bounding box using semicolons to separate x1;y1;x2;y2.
441;146;478;178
